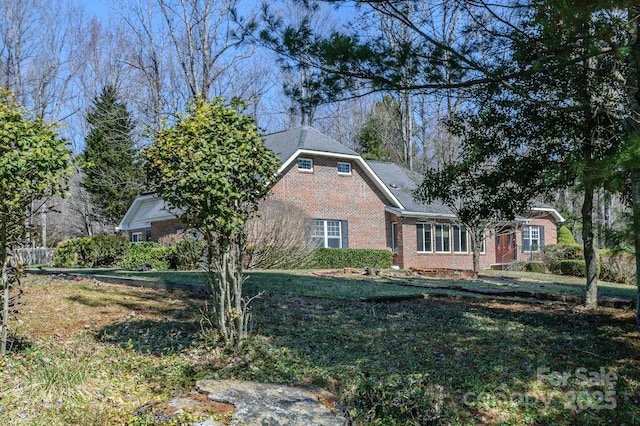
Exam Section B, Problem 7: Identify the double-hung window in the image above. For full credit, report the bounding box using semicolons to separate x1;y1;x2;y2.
131;232;143;243
434;224;451;252
522;225;544;252
452;225;468;253
417;223;432;252
312;219;345;248
391;222;397;251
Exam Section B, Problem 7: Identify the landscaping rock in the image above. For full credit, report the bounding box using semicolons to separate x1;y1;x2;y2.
196;379;347;426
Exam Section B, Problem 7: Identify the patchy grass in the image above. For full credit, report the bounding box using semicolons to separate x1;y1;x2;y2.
3;271;639;425
34;267;637;301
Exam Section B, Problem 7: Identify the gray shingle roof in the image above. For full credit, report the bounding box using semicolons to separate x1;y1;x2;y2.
263;126;359;163
367;161;456;216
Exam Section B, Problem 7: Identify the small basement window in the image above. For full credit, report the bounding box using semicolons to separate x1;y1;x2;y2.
337;162;352;175
298;158;313;172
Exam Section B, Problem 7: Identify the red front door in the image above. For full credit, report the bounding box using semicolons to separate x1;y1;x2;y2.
495;232;516;263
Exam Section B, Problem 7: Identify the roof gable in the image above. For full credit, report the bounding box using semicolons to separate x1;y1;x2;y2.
118;194;180;231
263;126;359;162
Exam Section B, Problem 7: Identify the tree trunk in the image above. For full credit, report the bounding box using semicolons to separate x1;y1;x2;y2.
582;179;598;309
1;224;8;356
1;260;8;356
205;231;250;350
470;227;482;277
631;170;640;331
628;4;640;330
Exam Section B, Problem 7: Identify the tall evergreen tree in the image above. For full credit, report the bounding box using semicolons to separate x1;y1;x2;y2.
355;96;404;164
82;85;144;225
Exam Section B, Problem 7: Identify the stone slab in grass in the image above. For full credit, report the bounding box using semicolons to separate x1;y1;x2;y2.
196;380;347;426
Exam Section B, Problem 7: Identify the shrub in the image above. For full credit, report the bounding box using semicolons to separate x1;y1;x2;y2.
524;262;546;273
346;373;447;425
54;238;92;267
54;236;128;267
543;243;583;273
118;242;171;271
312;248;393;269
599;250;635;284
244;199;315;269
170;238;205;270
557;225;577;244
89;235;130;266
559;260;586;277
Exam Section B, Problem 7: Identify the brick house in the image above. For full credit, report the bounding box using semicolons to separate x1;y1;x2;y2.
118;126;563;270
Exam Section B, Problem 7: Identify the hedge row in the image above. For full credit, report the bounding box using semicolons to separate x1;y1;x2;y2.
54;237;201;271
544;243;633;283
54;236;129;267
312;248;393;269
55;237;395;271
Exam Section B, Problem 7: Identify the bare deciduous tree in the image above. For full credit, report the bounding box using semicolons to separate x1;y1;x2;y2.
244;198;314;269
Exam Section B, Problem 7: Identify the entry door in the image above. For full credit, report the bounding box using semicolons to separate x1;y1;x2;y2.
495;233;516;263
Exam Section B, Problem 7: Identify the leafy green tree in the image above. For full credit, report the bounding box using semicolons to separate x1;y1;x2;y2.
0;87;70;355
355;96;405;164
557;226;577;245
416;158;535;275
82;85;144;225
614;2;640;329
143;97;279;349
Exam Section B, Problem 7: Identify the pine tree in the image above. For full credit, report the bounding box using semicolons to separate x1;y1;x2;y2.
82;85;143;225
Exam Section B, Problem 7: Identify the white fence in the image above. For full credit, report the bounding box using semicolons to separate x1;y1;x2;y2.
14;248;55;266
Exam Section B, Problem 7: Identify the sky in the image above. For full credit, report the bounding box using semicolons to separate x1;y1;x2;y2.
78;0;111;19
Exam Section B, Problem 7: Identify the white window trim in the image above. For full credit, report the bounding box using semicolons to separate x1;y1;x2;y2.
452;225;468;254
297;157;313;172
131;232;143;243
337;161;352;175
523;225;541;253
313;219;342;248
417;222;433;253
434;223;451;253
391;222;397;251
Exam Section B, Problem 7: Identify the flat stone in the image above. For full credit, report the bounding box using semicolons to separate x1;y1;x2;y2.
196;380;347;426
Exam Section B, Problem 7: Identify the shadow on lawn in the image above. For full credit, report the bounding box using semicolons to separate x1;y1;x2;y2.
245;292;640;424
96;318;203;356
86;269;640;423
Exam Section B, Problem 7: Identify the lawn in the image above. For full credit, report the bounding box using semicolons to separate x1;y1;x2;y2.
2;269;639;425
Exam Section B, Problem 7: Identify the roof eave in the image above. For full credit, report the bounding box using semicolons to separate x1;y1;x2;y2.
385;206;457;219
278;149;405;210
530;207;565;223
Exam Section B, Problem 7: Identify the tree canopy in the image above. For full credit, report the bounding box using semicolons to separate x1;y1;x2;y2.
82;85;144;225
143;97;279;348
0;87;70;355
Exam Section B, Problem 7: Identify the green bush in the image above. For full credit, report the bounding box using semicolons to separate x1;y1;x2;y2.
118;243;171;271
346;373;447;425
543;243;583;274
311;248;393;269
54;236;128;267
89;235;130;266
559;260;586;277
170;238;205;270
557;225;577;244
524;262;546;273
599;250;635;284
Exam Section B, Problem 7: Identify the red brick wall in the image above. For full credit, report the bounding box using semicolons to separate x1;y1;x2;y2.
270;155;389;249
127;227;152;242
394;216;497;270
150;219;186;242
515;214;558;262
